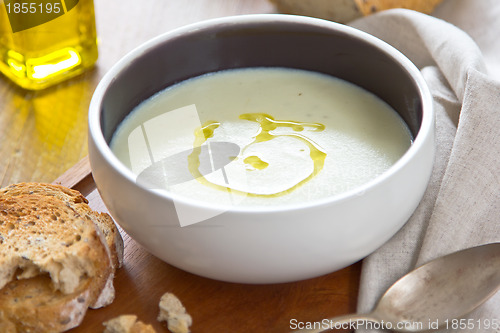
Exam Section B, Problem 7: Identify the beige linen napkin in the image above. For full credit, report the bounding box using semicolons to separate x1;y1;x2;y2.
349;7;500;333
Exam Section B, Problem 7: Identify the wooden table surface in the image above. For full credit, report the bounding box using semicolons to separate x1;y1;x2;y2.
0;1;361;332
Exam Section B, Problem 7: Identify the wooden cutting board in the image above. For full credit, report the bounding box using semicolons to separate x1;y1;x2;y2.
54;157;361;333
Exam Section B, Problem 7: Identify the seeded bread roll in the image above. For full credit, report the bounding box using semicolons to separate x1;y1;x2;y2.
270;0;443;23
0;194;112;296
0;182;125;308
0;182;124;270
0;182;124;332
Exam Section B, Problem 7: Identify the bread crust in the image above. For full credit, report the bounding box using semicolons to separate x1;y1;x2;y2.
353;0;443;16
270;0;443;23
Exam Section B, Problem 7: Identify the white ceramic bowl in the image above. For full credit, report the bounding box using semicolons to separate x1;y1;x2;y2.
88;14;434;283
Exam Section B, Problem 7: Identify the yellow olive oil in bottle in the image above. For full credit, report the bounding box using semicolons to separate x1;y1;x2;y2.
0;0;98;90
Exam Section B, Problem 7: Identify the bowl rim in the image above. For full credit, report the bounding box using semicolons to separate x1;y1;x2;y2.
88;13;434;214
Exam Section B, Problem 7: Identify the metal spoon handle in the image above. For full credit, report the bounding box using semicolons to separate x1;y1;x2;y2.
291;313;379;333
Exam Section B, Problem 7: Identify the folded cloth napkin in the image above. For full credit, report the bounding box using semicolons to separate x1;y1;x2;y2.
348;6;500;333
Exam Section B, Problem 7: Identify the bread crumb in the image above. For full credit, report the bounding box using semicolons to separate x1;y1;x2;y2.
157;293;192;333
103;314;156;333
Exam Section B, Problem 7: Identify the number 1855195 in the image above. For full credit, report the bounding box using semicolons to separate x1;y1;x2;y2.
5;2;62;14
445;318;500;330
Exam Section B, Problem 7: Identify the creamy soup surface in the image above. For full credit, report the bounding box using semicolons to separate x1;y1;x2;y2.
111;67;412;208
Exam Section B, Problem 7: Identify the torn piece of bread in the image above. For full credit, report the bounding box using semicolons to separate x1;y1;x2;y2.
0;182;124;270
270;0;443;23
0;274;92;332
103;315;156;333
0;182;124;308
0;194;112;296
0;182;124;332
158;293;192;333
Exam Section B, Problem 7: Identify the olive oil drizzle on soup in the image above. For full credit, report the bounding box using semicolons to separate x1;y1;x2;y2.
111;67;412;208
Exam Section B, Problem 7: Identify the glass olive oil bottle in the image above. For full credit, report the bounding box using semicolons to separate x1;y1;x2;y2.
0;0;98;90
